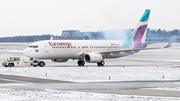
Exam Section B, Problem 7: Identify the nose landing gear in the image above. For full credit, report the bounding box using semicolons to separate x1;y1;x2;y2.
31;58;45;67
38;61;46;67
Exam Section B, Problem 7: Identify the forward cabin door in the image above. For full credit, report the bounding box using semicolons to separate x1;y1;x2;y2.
43;42;49;58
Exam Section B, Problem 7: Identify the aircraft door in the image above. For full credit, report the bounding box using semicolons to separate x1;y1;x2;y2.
44;42;49;53
43;42;49;58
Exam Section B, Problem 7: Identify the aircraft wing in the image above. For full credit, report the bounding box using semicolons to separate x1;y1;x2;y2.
99;36;175;55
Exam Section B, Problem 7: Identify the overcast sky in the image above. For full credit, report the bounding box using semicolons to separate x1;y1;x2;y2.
0;0;179;37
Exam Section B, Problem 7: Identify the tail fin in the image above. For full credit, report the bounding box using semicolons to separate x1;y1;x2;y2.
131;9;150;49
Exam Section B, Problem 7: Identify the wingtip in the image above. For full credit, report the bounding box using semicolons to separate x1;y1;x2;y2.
50;36;53;40
164;35;175;48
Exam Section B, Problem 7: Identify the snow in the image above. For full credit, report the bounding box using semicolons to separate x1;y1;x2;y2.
148;87;180;91
0;66;179;82
0;88;179;101
0;66;179;100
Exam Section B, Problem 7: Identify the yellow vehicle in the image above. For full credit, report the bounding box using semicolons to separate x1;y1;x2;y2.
2;57;42;67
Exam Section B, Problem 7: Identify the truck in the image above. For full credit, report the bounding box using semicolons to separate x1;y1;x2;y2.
2;56;45;67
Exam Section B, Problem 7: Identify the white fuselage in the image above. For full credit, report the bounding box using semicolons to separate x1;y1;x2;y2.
23;40;133;60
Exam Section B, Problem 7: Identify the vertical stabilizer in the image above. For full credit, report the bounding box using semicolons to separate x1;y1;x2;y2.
124;9;150;49
131;9;150;49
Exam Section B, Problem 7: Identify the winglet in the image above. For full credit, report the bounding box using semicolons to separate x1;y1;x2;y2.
50;36;53;40
163;36;175;48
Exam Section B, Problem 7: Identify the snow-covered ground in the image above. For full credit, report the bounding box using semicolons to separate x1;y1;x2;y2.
0;66;179;82
0;88;179;101
0;66;179;100
149;87;180;91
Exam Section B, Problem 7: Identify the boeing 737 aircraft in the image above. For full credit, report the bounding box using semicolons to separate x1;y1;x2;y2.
22;9;175;67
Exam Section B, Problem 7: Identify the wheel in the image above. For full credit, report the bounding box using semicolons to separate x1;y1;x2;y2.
33;65;37;67
81;60;85;66
97;61;105;66
8;63;13;67
38;61;45;67
97;63;101;66
78;60;82;66
100;61;105;66
77;60;85;66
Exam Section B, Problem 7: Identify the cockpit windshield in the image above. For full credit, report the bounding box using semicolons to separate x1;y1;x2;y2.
28;45;38;48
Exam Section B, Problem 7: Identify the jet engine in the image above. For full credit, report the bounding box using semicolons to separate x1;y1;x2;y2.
85;53;103;63
52;59;68;62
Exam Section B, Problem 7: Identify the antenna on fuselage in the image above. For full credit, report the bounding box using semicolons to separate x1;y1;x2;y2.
50;36;53;40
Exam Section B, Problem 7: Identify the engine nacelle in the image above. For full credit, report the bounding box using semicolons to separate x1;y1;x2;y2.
85;53;103;63
52;59;68;62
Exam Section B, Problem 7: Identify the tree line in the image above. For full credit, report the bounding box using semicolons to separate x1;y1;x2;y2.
0;29;179;42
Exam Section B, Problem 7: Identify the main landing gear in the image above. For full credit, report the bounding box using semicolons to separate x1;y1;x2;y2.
30;58;45;67
77;59;85;66
77;59;105;67
38;61;46;67
31;61;46;67
97;61;105;66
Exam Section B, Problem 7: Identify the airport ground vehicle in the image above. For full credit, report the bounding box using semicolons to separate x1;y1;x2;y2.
2;56;45;67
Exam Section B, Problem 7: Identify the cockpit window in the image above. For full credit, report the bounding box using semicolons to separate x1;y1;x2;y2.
29;45;38;48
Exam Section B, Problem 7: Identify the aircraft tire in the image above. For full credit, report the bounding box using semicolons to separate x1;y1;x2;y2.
100;61;105;66
78;60;82;66
97;63;101;66
8;63;13;67
38;61;45;67
78;60;85;66
81;60;85;66
33;65;37;67
97;61;105;66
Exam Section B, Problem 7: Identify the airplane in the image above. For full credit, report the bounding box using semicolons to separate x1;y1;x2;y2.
22;9;175;67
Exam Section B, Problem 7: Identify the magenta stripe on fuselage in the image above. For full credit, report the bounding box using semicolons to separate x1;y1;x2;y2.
133;25;147;49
